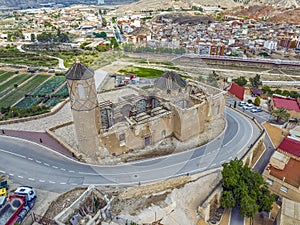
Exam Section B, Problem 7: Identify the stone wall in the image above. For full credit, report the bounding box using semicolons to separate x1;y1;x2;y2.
0;98;69;125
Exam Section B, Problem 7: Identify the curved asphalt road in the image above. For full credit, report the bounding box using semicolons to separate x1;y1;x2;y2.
0;108;260;193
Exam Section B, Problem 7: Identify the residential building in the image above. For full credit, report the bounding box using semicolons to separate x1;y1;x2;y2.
270;95;300;119
276;198;300;225
263;136;300;202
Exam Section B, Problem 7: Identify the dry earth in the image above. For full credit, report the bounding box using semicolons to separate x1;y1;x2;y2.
38;171;221;224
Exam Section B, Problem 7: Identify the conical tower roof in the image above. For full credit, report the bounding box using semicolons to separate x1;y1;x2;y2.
154;71;186;90
65;61;94;80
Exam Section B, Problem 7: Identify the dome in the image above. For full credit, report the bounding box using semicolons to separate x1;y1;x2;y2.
154;71;186;91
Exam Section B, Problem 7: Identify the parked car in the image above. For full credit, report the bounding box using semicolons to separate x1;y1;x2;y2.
243;103;254;110
239;101;246;106
251;107;262;113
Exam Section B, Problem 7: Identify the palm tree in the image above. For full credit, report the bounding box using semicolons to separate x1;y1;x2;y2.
271;108;290;123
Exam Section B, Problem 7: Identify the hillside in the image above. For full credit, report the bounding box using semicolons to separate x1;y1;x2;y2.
223;5;300;24
114;0;300;13
0;0;138;9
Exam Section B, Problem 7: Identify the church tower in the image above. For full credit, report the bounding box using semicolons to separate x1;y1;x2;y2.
65;61;102;158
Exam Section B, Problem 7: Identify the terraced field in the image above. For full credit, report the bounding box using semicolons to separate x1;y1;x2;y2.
0;71;16;84
53;85;69;98
30;76;66;96
0;74;32;97
14;97;43;109
0;74;50;108
44;97;63;108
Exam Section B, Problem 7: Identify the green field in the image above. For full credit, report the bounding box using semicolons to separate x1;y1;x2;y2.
0;74;32;96
15;97;43;109
0;74;50;108
45;97;63;108
0;46;58;67
30;76;66;96
118;66;164;78
0;71;16;84
53;85;69;97
0;70;8;75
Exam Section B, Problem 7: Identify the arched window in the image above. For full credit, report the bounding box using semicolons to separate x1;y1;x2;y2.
77;84;85;99
136;99;147;115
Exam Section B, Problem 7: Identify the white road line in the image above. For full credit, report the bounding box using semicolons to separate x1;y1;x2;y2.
28;158;33;161
79;171;98;175
36;160;41;164
39;180;45;183
220;160;225;164
18;175;23;179
69;170;75;173
28;178;35;181
60;182;66;185
0;170;5;173
52;166;58;169
70;183;77;185
49;181;56;184
60;168;66;171
211;163;216;167
44;163;50;166
9;173;14;176
0;149;26;158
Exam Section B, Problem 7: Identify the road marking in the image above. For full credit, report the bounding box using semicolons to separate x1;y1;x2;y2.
69;170;75;173
28;158;33;161
9;173;14;176
28;178;35;181
44;163;50;166
211;163;216;167
49;181;56;184
18;175;23;179
0;149;26;159
70;183;77;185
36;160;41;164
60;168;66;171
52;166;58;169
60;182;66;185
79;171;98;175
39;180;45;183
220;160;225;164
0;170;5;173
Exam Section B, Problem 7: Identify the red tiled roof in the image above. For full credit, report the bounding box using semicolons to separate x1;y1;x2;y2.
273;95;300;112
278;137;300;157
228;82;245;100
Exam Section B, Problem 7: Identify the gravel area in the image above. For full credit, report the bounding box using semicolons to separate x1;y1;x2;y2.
0;102;72;132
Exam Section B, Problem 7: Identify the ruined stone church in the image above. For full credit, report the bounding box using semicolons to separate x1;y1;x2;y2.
65;61;226;158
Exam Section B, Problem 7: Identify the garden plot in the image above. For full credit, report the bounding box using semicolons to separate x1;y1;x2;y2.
0;74;32;97
53;85;69;98
14;97;43;109
0;75;49;108
0;71;16;84
30;76;66;97
44;97;63;108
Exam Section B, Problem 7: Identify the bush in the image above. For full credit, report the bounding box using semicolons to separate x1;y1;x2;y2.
254;96;261;106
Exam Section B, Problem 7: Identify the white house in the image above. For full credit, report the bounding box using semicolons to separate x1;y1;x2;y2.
264;40;277;50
